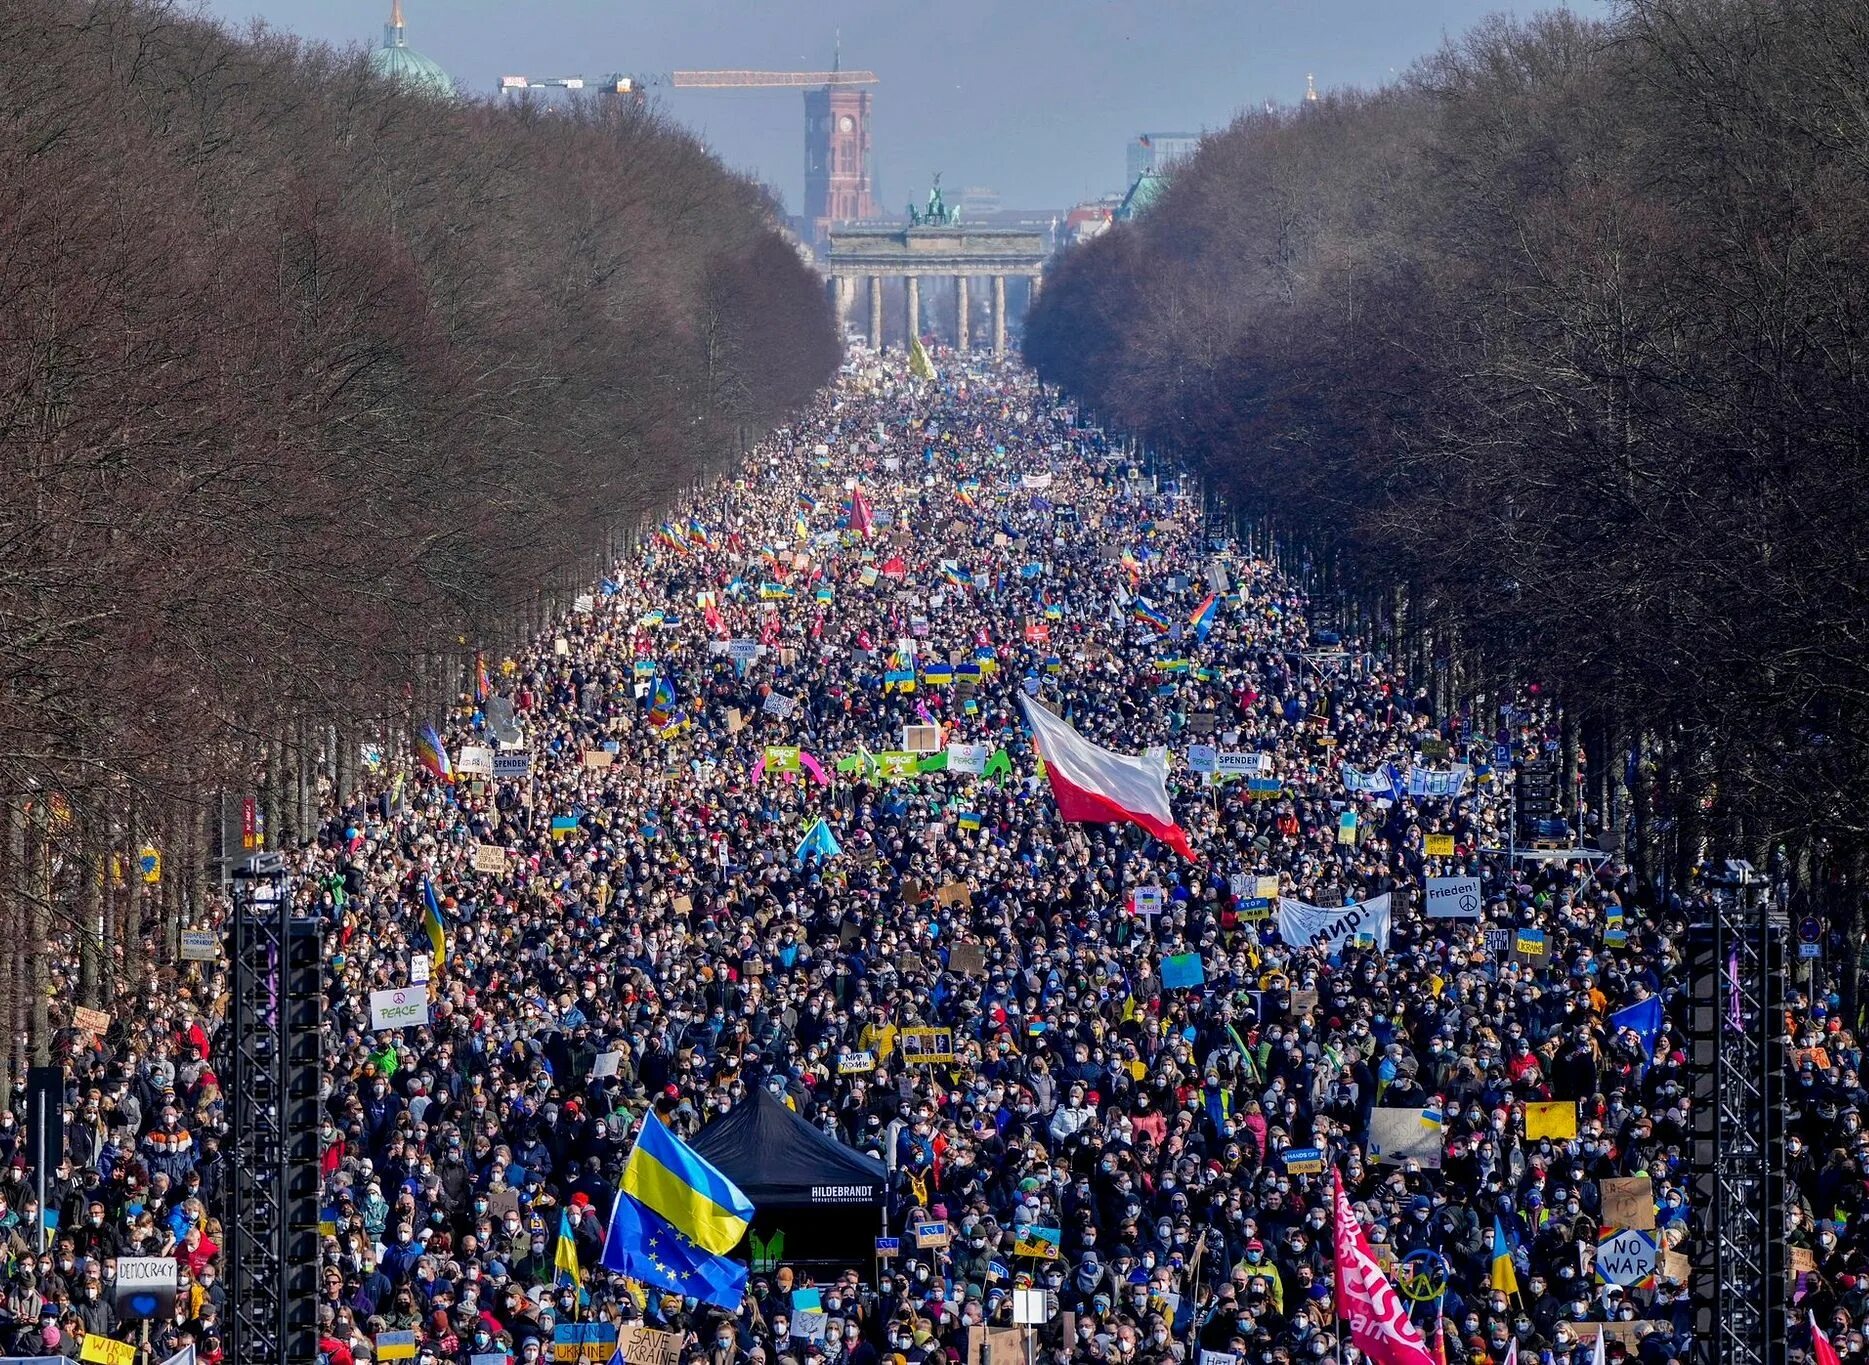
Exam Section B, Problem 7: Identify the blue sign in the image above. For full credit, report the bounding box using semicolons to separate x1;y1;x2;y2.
875;1237;900;1255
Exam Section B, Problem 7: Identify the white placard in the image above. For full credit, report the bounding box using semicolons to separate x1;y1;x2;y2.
492;752;532;779
179;931;218;962
727;640;763;662
455;745;494;777
1187;744;1218;775
1424;876;1482;919
1276;894;1394;954
1013;1288;1050;1325
946;743;987;775
369;987;431;1032
1216;750;1270;777
763;692;798;718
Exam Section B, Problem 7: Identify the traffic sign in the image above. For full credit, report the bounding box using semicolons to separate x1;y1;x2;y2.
1799;917;1823;943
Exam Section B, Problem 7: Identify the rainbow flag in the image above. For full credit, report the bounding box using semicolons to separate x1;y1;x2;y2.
421;876;448;973
414;724;452;783
1189;592;1220;642
1133;599;1170;632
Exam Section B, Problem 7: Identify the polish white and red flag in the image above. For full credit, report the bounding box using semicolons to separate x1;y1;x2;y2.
1813;1314;1844;1365
1333;1168;1436;1365
1018;694;1197;861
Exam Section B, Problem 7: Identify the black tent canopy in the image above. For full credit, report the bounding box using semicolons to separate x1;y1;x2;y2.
691;1089;887;1207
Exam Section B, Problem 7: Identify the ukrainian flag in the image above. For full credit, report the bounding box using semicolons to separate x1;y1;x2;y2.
421;877;447;974
957;811;982;831
1491;1216;1518;1295
758;582;793;601
922;663;953;687
555;1210;585;1295
619;1114;753;1256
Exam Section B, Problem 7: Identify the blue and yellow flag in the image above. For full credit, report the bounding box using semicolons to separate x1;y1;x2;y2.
619;1114;753;1256
601;1186;747;1310
1491;1216;1518;1295
556;1210;585;1295
421;877;447;973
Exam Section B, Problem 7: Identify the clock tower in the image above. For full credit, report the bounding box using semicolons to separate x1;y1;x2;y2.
804;85;876;245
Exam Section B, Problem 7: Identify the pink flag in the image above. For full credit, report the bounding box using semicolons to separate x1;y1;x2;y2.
1333;1169;1435;1365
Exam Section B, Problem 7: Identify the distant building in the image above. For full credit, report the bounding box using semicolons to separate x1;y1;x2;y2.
370;0;453;98
804;87;878;244
1065;195;1122;244
1125;132;1200;187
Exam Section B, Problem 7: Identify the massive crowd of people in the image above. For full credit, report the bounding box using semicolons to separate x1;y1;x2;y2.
25;354;1843;1365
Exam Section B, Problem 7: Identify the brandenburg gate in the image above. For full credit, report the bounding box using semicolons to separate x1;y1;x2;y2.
824;218;1049;356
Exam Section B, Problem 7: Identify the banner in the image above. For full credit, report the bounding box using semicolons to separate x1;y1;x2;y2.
1332;1170;1435;1365
1406;765;1470;799
1423;877;1481;919
1276;894;1392;954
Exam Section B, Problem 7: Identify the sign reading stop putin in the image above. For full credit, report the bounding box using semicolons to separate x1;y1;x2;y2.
114;1255;177;1322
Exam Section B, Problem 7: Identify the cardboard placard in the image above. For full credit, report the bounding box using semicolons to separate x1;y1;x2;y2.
936;882;973;910
726;707;746;734
72;1006;111;1038
1599;1177;1656;1231
583;749;614;769
1598;1322;1669;1351
948;943;987;976
913;1219;952;1249
671;894;693;917
474;843;506;874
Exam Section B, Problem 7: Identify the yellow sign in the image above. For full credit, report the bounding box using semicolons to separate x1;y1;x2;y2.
1425;834;1454;857
1523;1101;1578;1140
80;1336;136;1365
899;1027;956;1064
1013;1236;1060;1260
138;845;162;884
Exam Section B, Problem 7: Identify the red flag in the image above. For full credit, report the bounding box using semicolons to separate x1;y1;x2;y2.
1813;1314;1843;1365
850;485;874;537
1333;1169;1435;1365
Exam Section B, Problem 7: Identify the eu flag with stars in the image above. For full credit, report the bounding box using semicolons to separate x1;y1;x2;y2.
601;1189;748;1309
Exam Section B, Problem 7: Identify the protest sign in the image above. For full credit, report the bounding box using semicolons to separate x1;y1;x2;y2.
369;988;430;1032
1599;1177;1656;1230
1424;876;1481;919
473;843;507;874
900;1027;956;1063
1367;1108;1444;1168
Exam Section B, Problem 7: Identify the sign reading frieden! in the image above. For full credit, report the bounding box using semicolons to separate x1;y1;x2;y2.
369;987;432;1032
1424;876;1482;919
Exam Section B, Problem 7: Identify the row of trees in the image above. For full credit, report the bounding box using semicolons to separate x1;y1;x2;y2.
0;0;839;1078
1028;0;1869;910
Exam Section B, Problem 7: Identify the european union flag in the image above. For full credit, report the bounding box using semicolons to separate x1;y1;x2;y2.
1610;995;1665;1059
601;1189;747;1309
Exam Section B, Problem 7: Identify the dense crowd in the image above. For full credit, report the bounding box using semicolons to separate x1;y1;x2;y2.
27;353;1841;1365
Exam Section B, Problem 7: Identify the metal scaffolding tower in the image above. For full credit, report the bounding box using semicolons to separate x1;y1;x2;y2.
221;853;322;1365
1688;862;1787;1365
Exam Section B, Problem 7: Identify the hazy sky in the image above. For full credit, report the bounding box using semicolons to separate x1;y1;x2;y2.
200;0;1585;211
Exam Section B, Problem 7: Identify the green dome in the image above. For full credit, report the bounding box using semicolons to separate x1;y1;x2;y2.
371;4;453;99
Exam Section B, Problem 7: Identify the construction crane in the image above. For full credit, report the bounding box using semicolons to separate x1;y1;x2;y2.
668;69;878;89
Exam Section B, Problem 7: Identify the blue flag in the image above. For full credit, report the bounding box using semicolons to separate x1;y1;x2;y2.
1609;995;1664;1059
795;818;841;863
600;1189;748;1309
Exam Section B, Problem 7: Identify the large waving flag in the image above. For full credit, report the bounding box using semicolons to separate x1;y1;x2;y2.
849;486;875;537
414;723;452;783
1609;995;1664;1059
1132;598;1170;632
601;1182;748;1309
1333;1168;1435;1365
908;334;938;381
1188;592;1220;642
1018;694;1196;861
619;1114;753;1255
